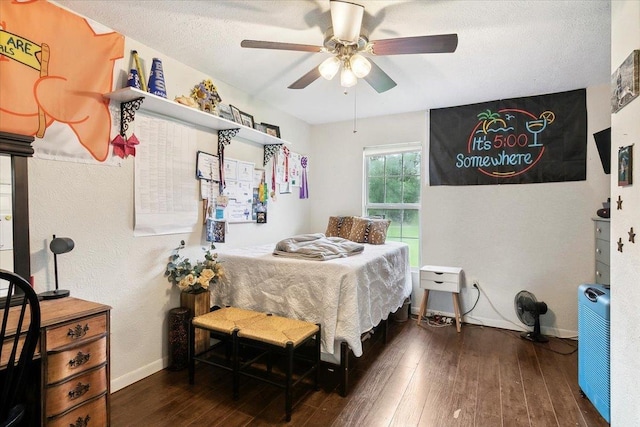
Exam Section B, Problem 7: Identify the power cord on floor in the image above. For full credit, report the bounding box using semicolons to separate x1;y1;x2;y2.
461;283;578;355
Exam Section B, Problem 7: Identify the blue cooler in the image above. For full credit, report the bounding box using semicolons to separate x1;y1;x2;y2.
578;283;610;423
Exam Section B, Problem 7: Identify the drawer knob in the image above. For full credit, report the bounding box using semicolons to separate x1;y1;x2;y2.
69;351;91;368
68;324;90;340
596;227;602;233
596;248;601;254
68;382;90;400
71;415;91;427
596;271;601;277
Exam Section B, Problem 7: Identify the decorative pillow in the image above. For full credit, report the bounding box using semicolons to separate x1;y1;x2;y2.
326;216;356;238
338;216;355;239
367;219;391;244
325;216;343;237
347;217;370;243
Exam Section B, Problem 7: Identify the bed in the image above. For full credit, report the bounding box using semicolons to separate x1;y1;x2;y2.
210;239;412;394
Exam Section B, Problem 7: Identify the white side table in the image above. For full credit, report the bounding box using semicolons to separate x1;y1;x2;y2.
418;265;463;332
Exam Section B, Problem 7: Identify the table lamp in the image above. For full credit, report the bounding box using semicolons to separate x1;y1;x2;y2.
40;234;74;300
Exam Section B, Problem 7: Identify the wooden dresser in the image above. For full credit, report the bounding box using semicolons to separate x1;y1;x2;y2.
1;297;111;426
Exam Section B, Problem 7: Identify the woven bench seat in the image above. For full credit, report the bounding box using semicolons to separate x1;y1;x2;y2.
191;306;267;334
236;314;319;347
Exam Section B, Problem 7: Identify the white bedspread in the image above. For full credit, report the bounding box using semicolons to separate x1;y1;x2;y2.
211;241;411;358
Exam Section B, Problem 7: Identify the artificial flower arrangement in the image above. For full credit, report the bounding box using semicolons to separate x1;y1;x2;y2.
165;240;224;294
190;79;222;114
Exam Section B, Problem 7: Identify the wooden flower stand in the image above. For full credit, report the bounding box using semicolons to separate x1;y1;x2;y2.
180;291;211;354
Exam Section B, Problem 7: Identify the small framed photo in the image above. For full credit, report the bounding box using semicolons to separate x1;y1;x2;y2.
218;103;234;121
618;144;633;186
254;123;266;133
230;104;242;124
262;123;280;138
611;50;640;114
239;111;254;128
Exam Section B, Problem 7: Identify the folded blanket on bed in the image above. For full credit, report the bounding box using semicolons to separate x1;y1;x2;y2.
273;233;364;260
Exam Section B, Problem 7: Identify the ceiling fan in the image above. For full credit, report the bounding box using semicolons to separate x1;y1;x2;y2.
240;0;458;93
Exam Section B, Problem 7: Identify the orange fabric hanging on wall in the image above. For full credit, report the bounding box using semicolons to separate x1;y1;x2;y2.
0;0;124;162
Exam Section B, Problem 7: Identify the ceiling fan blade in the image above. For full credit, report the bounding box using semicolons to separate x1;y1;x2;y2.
241;40;322;53
288;66;322;89
363;59;397;93
370;34;458;55
330;0;364;43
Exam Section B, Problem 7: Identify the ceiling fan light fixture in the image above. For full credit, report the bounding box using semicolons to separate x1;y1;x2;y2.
319;56;341;80
330;0;364;44
349;53;371;78
340;66;357;88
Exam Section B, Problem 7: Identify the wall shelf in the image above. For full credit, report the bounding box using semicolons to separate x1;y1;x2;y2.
103;87;290;146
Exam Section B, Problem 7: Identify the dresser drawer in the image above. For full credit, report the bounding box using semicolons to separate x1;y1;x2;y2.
596;261;610;285
47;394;107;427
2;334;40;367
46;365;107;418
594;221;610;241
46;314;107;351
47;336;107;384
595;238;610;265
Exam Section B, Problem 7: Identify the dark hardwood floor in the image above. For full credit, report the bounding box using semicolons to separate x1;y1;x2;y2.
111;319;608;426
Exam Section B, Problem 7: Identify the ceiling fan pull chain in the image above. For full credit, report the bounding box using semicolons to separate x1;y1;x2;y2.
353;86;358;133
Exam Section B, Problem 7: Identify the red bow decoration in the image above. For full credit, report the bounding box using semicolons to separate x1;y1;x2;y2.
111;133;140;158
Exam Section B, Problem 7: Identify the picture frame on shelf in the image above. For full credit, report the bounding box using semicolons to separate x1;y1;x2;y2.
218;103;234;121
254;123;266;133
262;123;281;138
618;144;633;186
239;111;254;128
230;104;242;124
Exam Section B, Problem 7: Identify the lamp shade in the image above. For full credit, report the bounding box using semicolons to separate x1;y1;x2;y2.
340;67;358;88
319;56;341;80
350;54;371;78
50;237;74;254
330;0;364;43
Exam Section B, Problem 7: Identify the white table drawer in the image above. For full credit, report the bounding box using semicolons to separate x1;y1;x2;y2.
419;265;462;293
420;278;460;293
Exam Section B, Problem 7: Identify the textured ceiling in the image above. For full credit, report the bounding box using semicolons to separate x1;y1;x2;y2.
55;0;611;125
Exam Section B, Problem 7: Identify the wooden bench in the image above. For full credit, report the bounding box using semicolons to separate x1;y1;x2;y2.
189;307;320;422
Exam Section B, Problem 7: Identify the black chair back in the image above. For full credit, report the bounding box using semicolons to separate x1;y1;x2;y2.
0;269;41;425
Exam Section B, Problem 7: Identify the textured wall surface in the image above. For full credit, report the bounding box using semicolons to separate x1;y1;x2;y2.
610;1;640;424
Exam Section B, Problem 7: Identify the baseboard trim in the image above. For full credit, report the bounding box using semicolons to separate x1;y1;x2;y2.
111;357;168;393
412;308;577;339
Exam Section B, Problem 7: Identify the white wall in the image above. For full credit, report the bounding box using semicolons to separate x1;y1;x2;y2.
311;85;610;338
26;17;311;391
610;1;640;424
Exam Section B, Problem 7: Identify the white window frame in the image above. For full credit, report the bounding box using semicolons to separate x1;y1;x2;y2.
363;142;421;268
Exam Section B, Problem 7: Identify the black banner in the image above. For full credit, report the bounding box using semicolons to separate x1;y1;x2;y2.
429;89;587;186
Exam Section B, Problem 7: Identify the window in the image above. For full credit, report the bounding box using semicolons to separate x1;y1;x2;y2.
364;143;421;268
